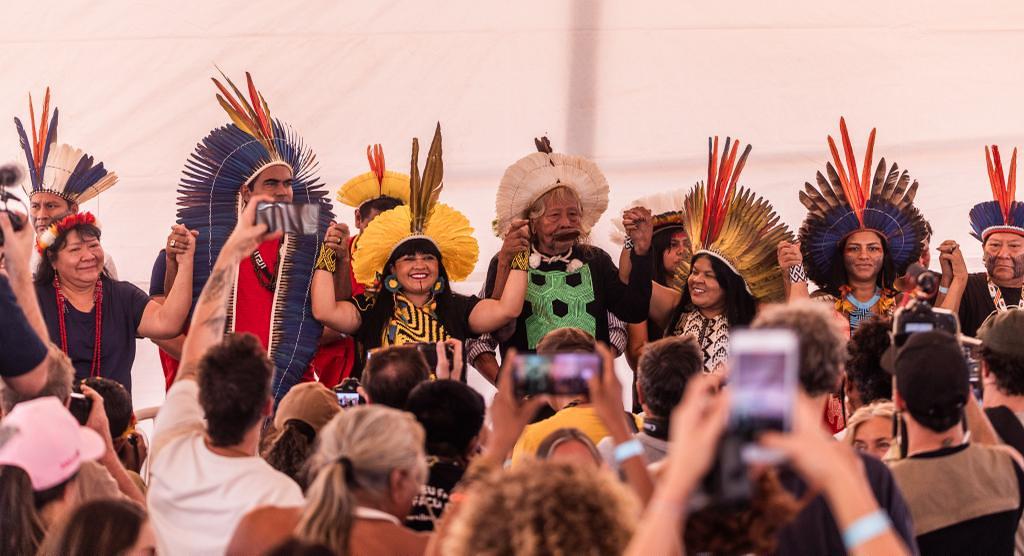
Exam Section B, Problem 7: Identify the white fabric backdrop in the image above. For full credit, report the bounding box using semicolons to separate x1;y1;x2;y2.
4;0;1024;410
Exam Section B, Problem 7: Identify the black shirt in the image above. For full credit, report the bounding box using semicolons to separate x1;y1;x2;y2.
909;444;1024;556
405;458;466;532
481;245;652;353
775;452;919;555
0;275;48;377
35;275;150;391
149;249;168;296
958;272;1021;337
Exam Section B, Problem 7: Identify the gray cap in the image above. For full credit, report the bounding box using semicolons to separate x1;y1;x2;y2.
977;309;1024;357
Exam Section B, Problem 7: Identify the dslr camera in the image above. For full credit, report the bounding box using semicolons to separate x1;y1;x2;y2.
893;267;981;399
0;164;27;247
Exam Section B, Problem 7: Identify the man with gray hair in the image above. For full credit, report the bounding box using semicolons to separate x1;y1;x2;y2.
468;138;654;383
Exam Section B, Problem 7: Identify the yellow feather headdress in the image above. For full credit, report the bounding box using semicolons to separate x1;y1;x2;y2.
337;144;411;208
677;137;793;302
352;124;479;285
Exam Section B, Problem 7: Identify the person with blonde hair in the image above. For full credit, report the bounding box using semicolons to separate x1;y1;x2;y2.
229;405;430;555
845;401;896;461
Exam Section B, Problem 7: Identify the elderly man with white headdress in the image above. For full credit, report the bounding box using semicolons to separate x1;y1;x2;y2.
467;137;654;383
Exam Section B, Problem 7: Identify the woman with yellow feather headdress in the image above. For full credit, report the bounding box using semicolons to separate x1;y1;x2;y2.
652;137;793;373
311;125;530;368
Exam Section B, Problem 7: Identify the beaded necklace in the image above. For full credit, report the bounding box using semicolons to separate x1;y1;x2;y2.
54;276;104;377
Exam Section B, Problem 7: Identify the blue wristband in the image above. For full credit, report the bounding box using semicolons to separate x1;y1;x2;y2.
613;438;644;464
842;509;891;550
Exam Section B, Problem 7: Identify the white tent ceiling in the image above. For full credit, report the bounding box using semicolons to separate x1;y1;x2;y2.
4;0;1023;407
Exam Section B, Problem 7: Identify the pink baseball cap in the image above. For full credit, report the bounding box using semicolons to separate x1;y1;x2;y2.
0;397;105;490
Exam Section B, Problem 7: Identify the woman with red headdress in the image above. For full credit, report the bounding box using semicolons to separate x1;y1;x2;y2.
35;212;194;391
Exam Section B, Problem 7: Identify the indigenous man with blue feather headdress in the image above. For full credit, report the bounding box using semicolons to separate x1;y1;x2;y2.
936;145;1024;337
13;88;122;279
158;70;333;403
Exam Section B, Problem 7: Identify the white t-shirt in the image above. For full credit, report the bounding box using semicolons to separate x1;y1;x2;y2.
147;380;304;556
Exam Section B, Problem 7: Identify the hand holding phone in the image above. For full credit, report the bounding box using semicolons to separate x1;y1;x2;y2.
727;328;800;464
255;202;320;235
333;377;364;408
68;392;93;425
512;352;602;398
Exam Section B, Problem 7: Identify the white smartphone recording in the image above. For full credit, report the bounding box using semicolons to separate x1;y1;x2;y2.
727;328;800;464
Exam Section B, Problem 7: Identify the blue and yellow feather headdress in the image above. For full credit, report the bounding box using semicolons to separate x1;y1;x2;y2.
13;88;117;205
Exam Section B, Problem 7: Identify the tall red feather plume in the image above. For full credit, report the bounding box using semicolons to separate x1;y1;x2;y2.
827;118;876;227
701;137;751;245
367;144;386;188
246;72;272;139
986;145;1018;224
27;88;54;175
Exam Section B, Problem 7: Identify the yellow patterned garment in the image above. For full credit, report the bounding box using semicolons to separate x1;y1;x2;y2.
382;291;451;347
828;286;897;333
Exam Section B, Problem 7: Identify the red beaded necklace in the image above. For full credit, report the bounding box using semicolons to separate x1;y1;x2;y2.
54;276;104;378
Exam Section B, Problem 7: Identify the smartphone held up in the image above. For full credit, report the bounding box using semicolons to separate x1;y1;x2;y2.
727;328;800;464
255;202;320;235
512;352;602;399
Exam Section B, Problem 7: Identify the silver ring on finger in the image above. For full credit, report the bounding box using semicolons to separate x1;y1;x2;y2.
170;239;177;248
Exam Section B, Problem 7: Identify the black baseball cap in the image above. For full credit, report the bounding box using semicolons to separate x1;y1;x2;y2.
885;330;969;427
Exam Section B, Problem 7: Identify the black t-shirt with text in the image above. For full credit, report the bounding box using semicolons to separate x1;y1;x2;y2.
405;458;466;532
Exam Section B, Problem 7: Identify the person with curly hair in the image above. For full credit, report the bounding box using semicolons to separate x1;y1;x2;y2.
262;382;340;489
440;459;638;555
844;316;895;417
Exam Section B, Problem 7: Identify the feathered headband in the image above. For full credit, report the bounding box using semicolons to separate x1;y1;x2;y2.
36;212;100;254
798;118;928;289
337;144;411;209
493;137;609;238
14;89;118;205
609;189;688;246
678;137;792;302
969;145;1024;242
210;70;292;185
352;124;479;285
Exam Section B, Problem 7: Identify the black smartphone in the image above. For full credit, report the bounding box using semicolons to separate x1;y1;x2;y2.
512;352;602;398
411;342;455;374
254;202;319;235
333;377;363;408
68;392;93;425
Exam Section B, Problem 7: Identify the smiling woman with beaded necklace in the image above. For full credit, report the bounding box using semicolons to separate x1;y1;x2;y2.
33;212;195;392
